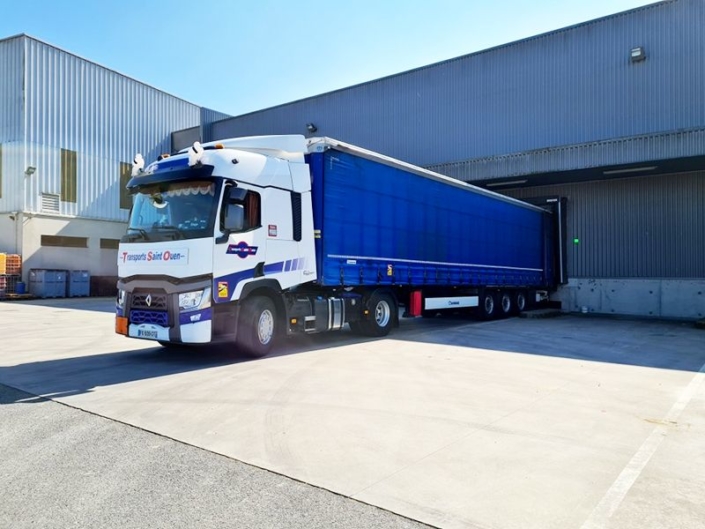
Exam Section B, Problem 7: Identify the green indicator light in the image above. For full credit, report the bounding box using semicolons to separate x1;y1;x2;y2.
573;238;580;245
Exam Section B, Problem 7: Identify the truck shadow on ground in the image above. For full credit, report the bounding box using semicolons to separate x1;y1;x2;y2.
0;314;703;405
0;316;475;404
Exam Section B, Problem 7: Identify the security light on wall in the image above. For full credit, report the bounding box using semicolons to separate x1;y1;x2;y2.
306;123;317;133
630;46;646;62
24;166;36;176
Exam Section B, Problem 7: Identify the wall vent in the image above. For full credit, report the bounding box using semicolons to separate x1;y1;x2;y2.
41;193;61;213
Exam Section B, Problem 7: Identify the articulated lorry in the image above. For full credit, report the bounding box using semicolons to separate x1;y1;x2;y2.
116;136;557;356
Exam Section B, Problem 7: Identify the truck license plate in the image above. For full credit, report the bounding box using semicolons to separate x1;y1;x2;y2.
129;323;168;341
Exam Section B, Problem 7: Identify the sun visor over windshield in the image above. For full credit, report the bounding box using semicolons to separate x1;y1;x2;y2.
127;161;215;190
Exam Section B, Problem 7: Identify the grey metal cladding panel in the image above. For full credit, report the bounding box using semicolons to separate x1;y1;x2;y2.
212;0;704;167
23;38;201;163
172;127;200;152
502;171;705;279
0;36;24;142
0;37;25;212
427;128;705;181
22;38;202;220
200;107;231;124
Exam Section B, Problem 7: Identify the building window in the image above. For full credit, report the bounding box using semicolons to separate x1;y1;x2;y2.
61;148;77;203
100;238;120;250
41;235;88;248
120;162;132;210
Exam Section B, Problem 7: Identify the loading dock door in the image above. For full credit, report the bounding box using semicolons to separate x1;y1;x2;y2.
524;196;568;285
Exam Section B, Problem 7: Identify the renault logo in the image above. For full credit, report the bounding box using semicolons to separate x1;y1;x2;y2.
146;294;152;307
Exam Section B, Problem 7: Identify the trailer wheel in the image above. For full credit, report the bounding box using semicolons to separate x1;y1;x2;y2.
499;291;513;317
236;296;277;357
480;291;497;320
358;292;396;337
515;291;527;313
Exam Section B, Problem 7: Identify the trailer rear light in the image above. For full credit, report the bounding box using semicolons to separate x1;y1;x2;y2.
409;290;422;317
115;316;128;335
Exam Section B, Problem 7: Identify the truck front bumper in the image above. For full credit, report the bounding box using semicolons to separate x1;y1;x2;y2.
115;277;213;344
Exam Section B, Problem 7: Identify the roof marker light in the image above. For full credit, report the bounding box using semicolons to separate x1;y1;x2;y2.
157;153;171;161
131;154;145;176
215;143;224;149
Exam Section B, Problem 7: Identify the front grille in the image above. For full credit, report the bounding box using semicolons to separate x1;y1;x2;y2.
130;310;168;327
131;292;168;309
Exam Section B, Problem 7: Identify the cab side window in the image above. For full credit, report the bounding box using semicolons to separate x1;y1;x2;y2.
223;188;261;233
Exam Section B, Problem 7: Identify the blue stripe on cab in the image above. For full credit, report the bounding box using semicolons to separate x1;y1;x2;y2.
179;307;213;325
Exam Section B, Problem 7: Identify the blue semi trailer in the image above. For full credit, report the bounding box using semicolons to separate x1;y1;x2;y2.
117;135;558;356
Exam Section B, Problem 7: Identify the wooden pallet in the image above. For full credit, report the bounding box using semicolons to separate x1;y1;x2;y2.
0;293;34;301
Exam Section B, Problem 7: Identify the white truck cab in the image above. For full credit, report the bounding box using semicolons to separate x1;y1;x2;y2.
116;136;319;355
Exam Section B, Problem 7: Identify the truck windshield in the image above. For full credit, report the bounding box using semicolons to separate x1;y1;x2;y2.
124;180;218;242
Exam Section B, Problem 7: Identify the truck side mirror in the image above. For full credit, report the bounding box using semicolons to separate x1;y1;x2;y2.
224;203;245;232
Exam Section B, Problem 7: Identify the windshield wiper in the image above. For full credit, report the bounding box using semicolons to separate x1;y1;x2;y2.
127;227;150;241
152;224;187;240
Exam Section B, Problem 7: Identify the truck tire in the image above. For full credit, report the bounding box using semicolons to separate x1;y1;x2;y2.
358;292;396;337
515;291;527;313
499;291;513;317
480;291;497;320
236;296;277;358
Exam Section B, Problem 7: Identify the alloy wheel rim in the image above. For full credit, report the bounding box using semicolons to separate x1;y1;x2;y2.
257;309;274;345
484;295;494;314
375;300;391;327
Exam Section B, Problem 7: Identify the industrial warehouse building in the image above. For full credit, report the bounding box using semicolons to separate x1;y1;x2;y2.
0;34;229;293
1;0;704;318
173;0;705;320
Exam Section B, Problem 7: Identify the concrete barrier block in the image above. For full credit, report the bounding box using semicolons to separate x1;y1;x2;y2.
600;279;661;317
661;280;705;320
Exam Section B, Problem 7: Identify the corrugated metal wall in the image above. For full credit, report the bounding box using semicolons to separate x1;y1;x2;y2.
0;36;26;212
502;171;705;279
0;36;23;143
427;127;705;182
209;0;704;171
20;37;202;221
172;126;200;152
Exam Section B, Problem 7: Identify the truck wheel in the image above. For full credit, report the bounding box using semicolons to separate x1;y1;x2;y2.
515;291;527;313
360;292;396;337
480;291;497;320
499;291;512;317
237;296;277;357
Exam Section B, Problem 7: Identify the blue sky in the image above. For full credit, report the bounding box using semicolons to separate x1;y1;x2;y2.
1;0;656;116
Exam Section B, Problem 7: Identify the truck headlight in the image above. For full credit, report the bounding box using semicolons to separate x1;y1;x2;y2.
117;289;126;308
178;287;211;311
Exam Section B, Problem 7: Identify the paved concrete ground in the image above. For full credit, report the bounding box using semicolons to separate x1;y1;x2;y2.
0;384;428;529
1;298;704;529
